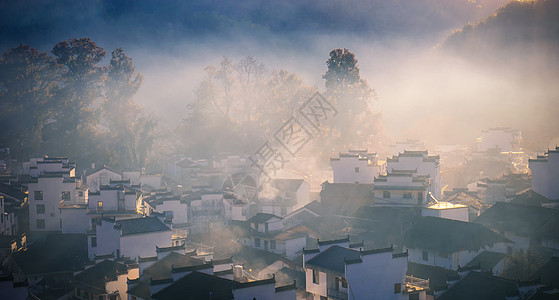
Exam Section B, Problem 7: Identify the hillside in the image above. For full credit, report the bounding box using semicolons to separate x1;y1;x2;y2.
442;0;559;60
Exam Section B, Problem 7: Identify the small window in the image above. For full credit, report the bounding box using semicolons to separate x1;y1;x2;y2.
394;283;402;294
36;204;45;214
355;167;359;173
403;192;412;199
270;240;276;250
36;219;45;229
255;238;261;248
409;293;420;300
422;250;429;261
383;191;391;198
61;191;71;202
34;191;43;201
341;278;348;288
418;192;423;204
439;251;449;258
91;237;97;247
97;201;103;212
313;269;320;284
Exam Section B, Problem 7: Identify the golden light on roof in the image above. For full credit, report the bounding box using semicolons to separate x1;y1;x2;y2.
427;202;467;210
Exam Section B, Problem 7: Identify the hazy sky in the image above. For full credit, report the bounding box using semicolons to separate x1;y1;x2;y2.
2;0;557;151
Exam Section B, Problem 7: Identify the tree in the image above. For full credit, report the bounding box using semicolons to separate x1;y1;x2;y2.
321;48;380;151
103;48;150;168
46;38;107;162
0;44;60;159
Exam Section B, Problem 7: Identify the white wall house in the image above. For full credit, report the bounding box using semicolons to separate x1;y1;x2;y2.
27;157;85;233
89;217;172;260
373;171;429;207
404;216;512;271
331;150;380;184
86;166;123;192
87;184;140;235
72;260;138;300
477;127;522;153
0;196;16;235
259;179;310;217
386;150;442;199
304;238;428;300
243;213;307;259
529;146;559;200
421;202;469;222
184;189;225;234
146;196;188;226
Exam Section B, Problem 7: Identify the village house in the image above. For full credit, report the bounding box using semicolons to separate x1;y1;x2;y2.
26;157;86;235
442;189;487;221
473;202;558;253
72;259;138;300
330;149;382;184
477;127;523;153
303;237;428;300
242;213;307;259
258;179;310;217
421;202;469;222
89;217;172;260
386;150;442;199
536;213;559;255
183;187;226;234
86;165;123;192
283;200;325;229
373;170;431;207
529;146;559;200
403;216;512;270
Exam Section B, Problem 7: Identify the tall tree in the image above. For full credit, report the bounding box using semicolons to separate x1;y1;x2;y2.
0;45;60;159
46;38;106;162
322;48;379;150
103;48;150;168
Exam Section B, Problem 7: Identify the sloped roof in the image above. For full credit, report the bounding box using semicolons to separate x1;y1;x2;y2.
115;217;171;236
463;251;506;273
247;213;282;224
143;252;205;280
444;191;486;211
538;213;559;239
275;267;305;290
404;216;510;254
437;271;519;300
510;189;558;206
531;257;559;288
12;233;88;276
305;245;360;274
270;179;305;193
474;202;558;236
73;260;127;293
406;262;458;292
151;271;234;300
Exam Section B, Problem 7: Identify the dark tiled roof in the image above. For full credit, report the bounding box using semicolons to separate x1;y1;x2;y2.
270;179;304;193
128;280;151;299
73;260;127;292
437;271;519;300
463;251;506;273
305;245;360;274
474;202;558;236
247;213;281;224
532;257;559;288
275;267;305;290
115;217;170;236
404;216;510;254
12;234;87;276
538;214;559;239
406;262;458;291
151;271;234;300
143;252;204;280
